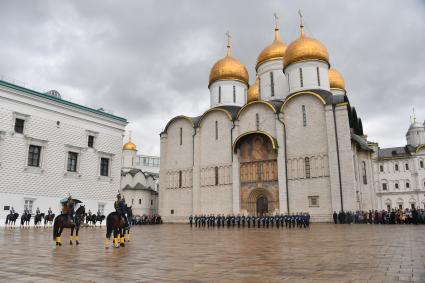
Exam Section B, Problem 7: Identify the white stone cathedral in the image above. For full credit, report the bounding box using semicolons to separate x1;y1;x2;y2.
158;17;425;222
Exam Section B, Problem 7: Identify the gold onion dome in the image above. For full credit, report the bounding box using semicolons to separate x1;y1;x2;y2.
328;68;346;90
123;138;137;151
247;76;260;103
256;28;287;70
283;21;329;68
209;36;249;87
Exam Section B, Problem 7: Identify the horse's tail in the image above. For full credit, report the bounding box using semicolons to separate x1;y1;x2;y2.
5;215;9;225
53;217;60;241
106;214;113;239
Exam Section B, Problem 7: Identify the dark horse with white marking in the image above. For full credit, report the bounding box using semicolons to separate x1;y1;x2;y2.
53;206;85;246
44;214;55;227
5;213;19;227
34;213;45;227
105;206;132;248
21;214;32;227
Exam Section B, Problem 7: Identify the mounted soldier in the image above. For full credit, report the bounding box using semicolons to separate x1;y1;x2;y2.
10;206;15;216
114;194;129;227
47;207;53;216
36;207;40;215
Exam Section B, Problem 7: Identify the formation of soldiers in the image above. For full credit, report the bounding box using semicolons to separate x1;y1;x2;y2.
189;213;310;229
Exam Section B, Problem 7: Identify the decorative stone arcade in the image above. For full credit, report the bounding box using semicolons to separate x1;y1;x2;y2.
234;132;279;215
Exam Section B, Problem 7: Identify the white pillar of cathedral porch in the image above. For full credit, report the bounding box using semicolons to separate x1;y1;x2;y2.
276;113;288;213
158;133;168;217
232;120;241;214
325;105;340;213
192;127;201;214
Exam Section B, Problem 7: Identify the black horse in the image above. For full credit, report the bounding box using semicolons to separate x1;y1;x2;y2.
105;206;132;248
5;213;19;226
21;214;32;227
44;214;55;227
96;214;106;226
53;206;85;246
34;213;45;227
85;214;95;225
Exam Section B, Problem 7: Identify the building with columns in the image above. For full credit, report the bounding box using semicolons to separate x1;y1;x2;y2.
372;117;425;211
159;17;378;222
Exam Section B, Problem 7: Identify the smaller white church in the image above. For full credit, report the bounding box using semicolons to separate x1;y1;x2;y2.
120;138;159;217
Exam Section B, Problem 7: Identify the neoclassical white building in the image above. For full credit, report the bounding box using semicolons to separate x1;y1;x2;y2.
120;138;159;216
159;18;378;222
0;79;127;223
372;118;425;210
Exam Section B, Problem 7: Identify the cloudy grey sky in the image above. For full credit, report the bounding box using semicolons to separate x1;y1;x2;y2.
1;0;424;155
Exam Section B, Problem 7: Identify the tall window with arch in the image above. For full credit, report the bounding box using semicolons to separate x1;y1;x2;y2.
362;161;367;184
270;72;275;97
316;67;321;86
233;86;236;102
215;166;219;186
299;68;304;87
302;105;307;127
305;157;311;178
179;128;182;145
255;113;260;130
215;121;218;140
178;170;182;188
218;86;222;103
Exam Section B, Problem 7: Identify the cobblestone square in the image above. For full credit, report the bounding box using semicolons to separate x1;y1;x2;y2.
1;224;425;282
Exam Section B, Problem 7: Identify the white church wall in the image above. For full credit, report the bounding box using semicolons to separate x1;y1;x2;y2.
238;103;277;137
209;80;247;107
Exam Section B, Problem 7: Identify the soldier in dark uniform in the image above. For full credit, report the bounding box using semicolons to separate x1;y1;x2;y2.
265;215;270;228
241;215;246;227
226;215;231;227
236;214;241;228
66;195;75;223
36;207;40;215
231;214;235;227
47;207;52;216
217;215;221;228
189;215;193;227
246;215;251;228
256;215;261;228
333;211;338;224
270;215;274;228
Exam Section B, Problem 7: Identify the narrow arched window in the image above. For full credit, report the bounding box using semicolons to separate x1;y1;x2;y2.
258;77;261;96
233;86;236;102
255;113;260;130
362;161;367;184
299;68;304;87
179;128;182;145
178;170;182;188
305;157;311;178
215;166;219;185
215;121;218;140
316;67;321;86
270;72;275;97
302;105;307;127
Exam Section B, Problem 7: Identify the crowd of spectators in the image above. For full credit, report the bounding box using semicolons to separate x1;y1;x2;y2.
333;208;425;225
132;214;163;225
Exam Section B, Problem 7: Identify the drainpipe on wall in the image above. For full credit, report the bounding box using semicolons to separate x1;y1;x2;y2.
230;120;236;162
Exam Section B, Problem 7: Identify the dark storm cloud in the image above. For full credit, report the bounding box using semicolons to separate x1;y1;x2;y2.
1;0;424;154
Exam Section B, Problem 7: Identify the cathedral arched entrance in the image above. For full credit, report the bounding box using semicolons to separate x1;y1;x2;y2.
234;131;280;215
257;196;268;216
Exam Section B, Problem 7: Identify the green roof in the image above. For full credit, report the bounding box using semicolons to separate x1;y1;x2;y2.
0;80;127;123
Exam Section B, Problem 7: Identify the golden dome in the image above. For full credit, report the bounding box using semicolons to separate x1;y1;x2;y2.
247;76;259;103
283;23;329;68
209;44;249;87
123;138;137;151
256;29;287;70
328;68;345;90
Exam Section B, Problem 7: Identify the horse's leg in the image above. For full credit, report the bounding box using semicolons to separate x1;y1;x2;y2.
126;228;131;242
70;227;74;245
75;227;79;245
120;228;125;247
113;229;119;248
57;227;63;246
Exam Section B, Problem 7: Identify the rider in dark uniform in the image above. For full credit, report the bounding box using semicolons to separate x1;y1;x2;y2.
189;215;193;227
10;207;15;217
66;196;75;223
114;194;128;227
36;207;40;215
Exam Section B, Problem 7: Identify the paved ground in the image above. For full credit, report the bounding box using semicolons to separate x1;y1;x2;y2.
0;224;424;283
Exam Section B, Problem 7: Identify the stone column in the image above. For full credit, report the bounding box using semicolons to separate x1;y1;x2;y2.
192;127;201;214
232;121;240;214
276;113;288;213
